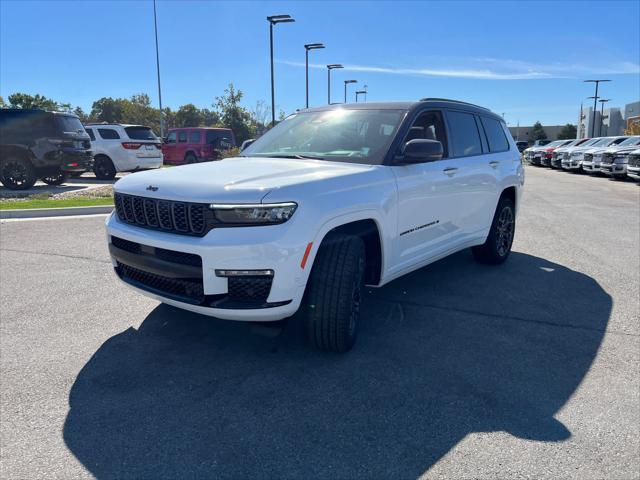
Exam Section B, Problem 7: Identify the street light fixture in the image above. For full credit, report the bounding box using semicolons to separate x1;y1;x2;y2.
584;79;611;137
326;64;343;104
343;80;357;103
304;43;325;109
599;98;611;136
355;90;367;103
267;14;295;126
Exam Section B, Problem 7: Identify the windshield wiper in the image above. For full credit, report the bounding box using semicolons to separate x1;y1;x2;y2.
256;154;326;160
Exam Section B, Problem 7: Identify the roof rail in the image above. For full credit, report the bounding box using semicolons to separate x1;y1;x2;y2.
419;97;491;112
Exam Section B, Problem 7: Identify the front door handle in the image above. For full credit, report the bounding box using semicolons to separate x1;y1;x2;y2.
443;167;458;176
489;160;500;168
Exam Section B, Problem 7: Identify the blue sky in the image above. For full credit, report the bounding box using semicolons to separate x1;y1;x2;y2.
1;0;639;126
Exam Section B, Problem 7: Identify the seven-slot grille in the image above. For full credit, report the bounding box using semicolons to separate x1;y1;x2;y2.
114;193;211;236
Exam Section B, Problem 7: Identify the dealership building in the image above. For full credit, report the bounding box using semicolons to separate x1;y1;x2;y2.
577;101;639;138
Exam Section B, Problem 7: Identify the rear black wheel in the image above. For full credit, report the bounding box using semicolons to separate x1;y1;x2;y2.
0;156;37;190
304;233;365;353
93;156;116;180
472;196;516;265
41;172;69;185
185;153;198;164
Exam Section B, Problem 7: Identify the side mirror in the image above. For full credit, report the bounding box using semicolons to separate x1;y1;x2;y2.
401;139;443;163
240;139;255;151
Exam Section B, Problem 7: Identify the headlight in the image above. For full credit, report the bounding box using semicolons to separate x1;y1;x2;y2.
209;202;298;225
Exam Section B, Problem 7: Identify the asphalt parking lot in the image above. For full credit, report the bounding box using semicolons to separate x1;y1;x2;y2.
0;166;638;479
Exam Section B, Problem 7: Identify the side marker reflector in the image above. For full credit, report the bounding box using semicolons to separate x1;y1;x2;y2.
301;242;313;269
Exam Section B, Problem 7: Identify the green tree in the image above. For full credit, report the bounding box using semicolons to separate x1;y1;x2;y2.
175;104;203;127
557;124;577;140
0;96;6;107
7;92;61;110
214;83;254;144
90;97;126;123
530;121;547;141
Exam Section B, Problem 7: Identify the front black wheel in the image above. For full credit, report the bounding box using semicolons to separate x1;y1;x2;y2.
41;172;69;185
93;156;116;180
472;196;516;265
0;156;37;190
304;233;365;353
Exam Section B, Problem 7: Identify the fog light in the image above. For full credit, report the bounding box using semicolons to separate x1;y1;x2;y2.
215;269;274;277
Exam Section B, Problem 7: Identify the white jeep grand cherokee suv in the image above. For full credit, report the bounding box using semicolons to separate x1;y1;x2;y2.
106;99;524;352
84;123;163;179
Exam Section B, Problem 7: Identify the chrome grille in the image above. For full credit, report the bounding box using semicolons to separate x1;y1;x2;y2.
628;155;640;167
114;193;213;236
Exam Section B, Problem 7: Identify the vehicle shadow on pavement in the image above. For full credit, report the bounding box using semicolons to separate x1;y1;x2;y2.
63;251;611;479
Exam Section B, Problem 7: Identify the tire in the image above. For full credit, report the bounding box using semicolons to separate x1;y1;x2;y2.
93;156;116;180
304;233;365;353
41;172;69;185
0;155;37;190
613;174;626;181
185;153;198;164
472;196;516;265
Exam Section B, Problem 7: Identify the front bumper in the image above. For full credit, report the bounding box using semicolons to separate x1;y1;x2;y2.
627;166;640;180
105;213;308;321
582;161;597;172
599;163;627;176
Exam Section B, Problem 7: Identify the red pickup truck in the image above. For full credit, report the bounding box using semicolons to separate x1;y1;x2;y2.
162;127;235;165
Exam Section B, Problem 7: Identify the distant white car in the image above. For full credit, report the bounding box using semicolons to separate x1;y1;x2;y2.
84;124;163;179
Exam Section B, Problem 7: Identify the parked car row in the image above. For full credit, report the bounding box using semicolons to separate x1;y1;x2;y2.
523;135;640;181
0;108;238;189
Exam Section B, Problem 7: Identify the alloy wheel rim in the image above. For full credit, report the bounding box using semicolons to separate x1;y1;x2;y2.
3;161;28;186
496;206;514;256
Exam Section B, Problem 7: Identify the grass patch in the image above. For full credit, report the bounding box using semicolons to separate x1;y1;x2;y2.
0;197;114;210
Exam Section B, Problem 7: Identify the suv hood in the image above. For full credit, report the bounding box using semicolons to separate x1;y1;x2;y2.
113;156;376;203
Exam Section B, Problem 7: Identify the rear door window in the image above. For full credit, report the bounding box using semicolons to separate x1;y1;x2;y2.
446;111;483;157
480;116;510;152
98;128;120;140
189;131;201;143
85;128;95;141
124;126;157;140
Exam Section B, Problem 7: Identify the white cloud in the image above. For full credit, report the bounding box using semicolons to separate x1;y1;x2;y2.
277;58;640;80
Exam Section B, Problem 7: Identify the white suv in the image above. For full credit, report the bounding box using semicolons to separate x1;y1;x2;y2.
105;99;524;352
84;124;163;179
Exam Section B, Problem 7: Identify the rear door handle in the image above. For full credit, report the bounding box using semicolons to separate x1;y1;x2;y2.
489;161;500;168
443;167;458;176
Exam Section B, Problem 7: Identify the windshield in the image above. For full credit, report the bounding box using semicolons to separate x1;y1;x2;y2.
125;126;158;141
591;137;613;147
618;136;640;146
56;115;85;134
242;109;406;164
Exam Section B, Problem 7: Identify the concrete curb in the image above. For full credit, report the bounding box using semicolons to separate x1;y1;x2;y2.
0;205;114;219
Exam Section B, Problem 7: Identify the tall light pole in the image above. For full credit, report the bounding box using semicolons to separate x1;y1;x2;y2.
304;43;325;109
599;98;611;136
363;84;368;102
355;90;366;103
584;79;611;137
343;80;357;103
267;14;295;126
152;0;163;137
326;64;343;104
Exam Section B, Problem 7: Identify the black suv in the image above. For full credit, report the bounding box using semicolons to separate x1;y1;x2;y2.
0;109;93;190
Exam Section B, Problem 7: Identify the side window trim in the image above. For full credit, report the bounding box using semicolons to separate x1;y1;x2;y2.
476;115;490;154
443;108;485;159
